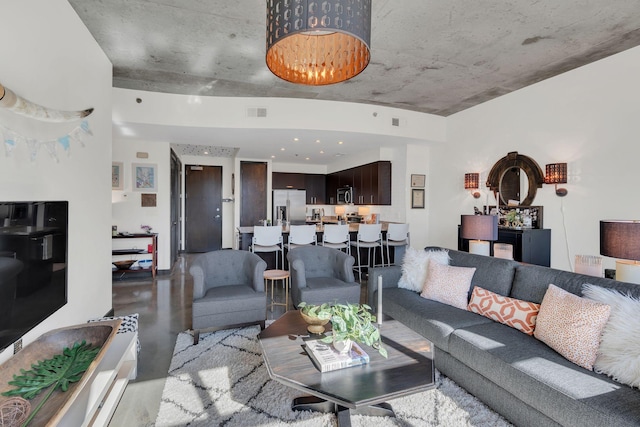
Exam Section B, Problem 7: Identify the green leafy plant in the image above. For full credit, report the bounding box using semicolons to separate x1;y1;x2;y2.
322;303;387;358
2;340;101;426
298;302;332;320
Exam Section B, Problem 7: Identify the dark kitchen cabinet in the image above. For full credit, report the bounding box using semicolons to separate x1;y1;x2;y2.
354;161;392;205
272;172;305;189
457;226;551;267
305;174;326;204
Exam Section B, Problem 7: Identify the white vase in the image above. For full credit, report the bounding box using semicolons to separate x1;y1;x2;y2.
333;339;352;354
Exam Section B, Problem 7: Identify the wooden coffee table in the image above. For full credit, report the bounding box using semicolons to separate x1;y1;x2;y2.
258;310;435;426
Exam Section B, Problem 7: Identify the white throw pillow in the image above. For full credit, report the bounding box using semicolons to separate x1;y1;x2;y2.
398;248;450;292
583;284;640;388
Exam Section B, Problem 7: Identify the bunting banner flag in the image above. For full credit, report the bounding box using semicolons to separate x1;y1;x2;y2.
0;120;92;161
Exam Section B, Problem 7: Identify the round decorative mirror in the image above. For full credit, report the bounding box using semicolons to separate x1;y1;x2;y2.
486;152;544;206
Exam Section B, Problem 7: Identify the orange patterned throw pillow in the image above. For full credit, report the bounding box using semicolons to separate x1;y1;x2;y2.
534;284;611;370
467;286;540;335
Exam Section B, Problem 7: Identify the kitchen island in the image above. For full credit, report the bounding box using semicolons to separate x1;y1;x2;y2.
236;222;406;270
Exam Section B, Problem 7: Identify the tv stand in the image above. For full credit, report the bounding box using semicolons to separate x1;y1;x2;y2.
57;330;138;426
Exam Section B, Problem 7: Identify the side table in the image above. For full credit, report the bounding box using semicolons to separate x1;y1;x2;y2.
264;269;290;312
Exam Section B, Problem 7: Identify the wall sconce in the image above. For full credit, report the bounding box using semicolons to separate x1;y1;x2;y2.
600;220;640;284
545;163;568;196
464;173;481;198
461;214;498;256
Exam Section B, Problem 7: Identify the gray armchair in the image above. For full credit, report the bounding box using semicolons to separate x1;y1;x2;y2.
287;245;360;308
190;250;267;344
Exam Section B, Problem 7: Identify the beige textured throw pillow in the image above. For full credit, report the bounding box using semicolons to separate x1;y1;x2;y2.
420;261;476;310
398;248;450;292
583;284;640;388
534;284;611;370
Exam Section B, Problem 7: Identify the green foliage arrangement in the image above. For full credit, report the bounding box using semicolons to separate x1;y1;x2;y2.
299;302;387;358
2;340;101;426
298;302;331;320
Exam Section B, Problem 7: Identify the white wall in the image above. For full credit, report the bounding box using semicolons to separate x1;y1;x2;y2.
0;0;112;361
112;139;171;269
434;45;640;271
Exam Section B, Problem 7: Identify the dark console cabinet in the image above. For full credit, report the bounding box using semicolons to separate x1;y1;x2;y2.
458;227;551;267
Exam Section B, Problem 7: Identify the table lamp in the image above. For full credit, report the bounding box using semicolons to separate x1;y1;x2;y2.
600;220;640;284
461;215;498;256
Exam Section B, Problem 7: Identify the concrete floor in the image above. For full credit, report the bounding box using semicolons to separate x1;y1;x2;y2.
109;253;362;426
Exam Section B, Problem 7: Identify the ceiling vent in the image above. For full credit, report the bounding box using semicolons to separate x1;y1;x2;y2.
247;107;268;118
392;117;400;127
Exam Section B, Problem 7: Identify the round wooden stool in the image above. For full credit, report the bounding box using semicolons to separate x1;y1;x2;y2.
264;269;290;312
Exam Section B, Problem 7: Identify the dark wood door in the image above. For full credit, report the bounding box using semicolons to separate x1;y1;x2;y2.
240;162;267;226
170;150;181;265
185;165;222;252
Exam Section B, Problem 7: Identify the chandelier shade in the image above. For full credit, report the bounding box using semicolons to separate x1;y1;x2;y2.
266;0;371;85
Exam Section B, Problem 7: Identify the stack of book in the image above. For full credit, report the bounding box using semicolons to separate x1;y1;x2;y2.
304;338;370;372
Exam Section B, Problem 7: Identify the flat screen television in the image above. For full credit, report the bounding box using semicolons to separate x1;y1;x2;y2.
0;201;68;352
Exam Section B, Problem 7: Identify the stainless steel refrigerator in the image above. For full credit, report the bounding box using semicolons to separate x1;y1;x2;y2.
273;190;307;225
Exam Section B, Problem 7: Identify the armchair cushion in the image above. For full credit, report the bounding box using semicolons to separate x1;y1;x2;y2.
287;246;359;307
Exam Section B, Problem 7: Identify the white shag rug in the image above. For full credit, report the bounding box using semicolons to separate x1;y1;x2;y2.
154;325;513;427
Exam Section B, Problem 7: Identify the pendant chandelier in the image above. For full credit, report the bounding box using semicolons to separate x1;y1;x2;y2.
266;0;371;86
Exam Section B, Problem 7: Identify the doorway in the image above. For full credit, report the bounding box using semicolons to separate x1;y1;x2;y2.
185;165;223;252
170;150;182;265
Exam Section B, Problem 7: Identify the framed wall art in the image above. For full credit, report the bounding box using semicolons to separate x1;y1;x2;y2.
132;163;157;192
411;174;425;188
112;162;123;190
412;189;425;209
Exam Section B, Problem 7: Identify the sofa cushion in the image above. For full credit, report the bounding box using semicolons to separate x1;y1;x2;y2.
444;248;518;297
398;247;449;292
448;322;640;427
382;287;492;351
534;284;611;370
583;284;640;388
420;261;476;309
467;286;540;335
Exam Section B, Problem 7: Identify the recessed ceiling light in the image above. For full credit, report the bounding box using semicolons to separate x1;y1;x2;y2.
338;141;343;145
320;150;325;154
293;138;299;141
271;155;275;158
305;157;310;160
315;139;320;143
280;148;285;151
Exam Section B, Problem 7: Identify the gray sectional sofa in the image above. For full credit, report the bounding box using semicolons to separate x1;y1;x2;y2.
367;247;640;427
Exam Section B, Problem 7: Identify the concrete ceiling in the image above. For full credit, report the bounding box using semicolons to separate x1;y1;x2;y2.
69;0;640;162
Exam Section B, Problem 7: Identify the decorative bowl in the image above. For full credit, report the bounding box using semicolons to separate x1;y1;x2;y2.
300;310;330;335
113;260;136;270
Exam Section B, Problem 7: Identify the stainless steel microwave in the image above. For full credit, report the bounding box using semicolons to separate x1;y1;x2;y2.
337;187;353;204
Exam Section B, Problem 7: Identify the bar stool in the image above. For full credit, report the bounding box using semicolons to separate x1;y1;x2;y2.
251;225;284;270
383;223;410;266
350;223;383;280
321;224;350;255
286;224;317;250
264;269;290;312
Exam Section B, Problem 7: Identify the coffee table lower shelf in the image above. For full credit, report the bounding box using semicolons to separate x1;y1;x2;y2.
293;396;394;426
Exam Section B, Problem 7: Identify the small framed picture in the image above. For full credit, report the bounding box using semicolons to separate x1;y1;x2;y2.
112;162;123;190
411;174;425;188
412;189;425;209
132;163;157;192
